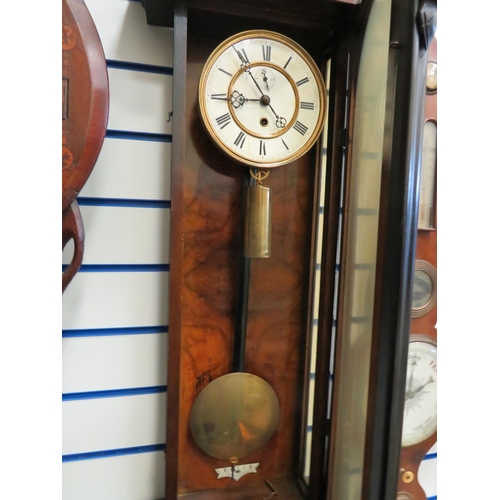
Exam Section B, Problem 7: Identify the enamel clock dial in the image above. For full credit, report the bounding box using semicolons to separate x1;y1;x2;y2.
401;335;437;448
198;30;327;168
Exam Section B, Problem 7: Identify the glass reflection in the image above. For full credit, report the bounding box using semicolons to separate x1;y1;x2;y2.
327;0;392;499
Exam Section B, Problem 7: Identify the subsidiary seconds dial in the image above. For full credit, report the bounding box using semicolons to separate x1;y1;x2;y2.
198;30;327;168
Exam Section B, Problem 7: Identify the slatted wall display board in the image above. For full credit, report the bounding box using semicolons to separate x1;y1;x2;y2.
61;2;437;499
62;1;173;498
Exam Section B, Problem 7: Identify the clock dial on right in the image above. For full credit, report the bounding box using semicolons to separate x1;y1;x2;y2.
401;335;437;448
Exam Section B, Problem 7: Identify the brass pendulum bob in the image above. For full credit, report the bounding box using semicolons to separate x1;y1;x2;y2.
244;169;272;258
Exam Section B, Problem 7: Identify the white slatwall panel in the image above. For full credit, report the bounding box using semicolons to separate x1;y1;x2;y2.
84;0;173;67
63;452;165;500
63;394;167;455
62;272;169;330
62;1;172;498
419;442;438;499
62;334;167;393
62;1;437;498
107;68;173;135
62;206;170;265
81;139;171;200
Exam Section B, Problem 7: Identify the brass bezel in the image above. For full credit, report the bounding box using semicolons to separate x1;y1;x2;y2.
411;260;437;318
198;29;327;169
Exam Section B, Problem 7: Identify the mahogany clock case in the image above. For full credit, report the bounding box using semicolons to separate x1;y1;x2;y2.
141;1;435;499
156;3;351;499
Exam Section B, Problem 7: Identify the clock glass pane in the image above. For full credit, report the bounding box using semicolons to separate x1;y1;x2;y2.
418;120;437;229
301;58;331;484
327;0;392;498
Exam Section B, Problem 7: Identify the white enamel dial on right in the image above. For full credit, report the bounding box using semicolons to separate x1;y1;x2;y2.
401;336;437;447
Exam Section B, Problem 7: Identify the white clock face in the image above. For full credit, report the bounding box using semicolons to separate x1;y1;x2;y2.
401;338;437;447
198;30;326;168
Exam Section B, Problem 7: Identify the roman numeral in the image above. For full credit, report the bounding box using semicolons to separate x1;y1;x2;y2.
237;48;250;64
282;138;289;150
234;131;246;148
218;67;233;77
293;121;308;136
216;113;232;129
284;56;292;69
262;45;271;62
211;93;227;100
296;77;309;87
300;101;314;110
259;140;266;156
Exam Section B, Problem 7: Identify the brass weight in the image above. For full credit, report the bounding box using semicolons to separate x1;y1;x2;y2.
244;170;271;258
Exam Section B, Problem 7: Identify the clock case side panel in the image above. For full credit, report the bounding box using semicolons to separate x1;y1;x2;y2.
165;5;188;500
161;3;346;499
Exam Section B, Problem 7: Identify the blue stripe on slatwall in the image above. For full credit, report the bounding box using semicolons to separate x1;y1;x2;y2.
427;496;437;500
62;444;165;462
105;129;172;142
62;325;168;338
62;264;170;272
63;385;167;401
77;197;171;209
107;59;173;76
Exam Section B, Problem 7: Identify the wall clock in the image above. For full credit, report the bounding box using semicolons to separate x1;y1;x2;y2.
198;30;326;169
141;1;436;499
